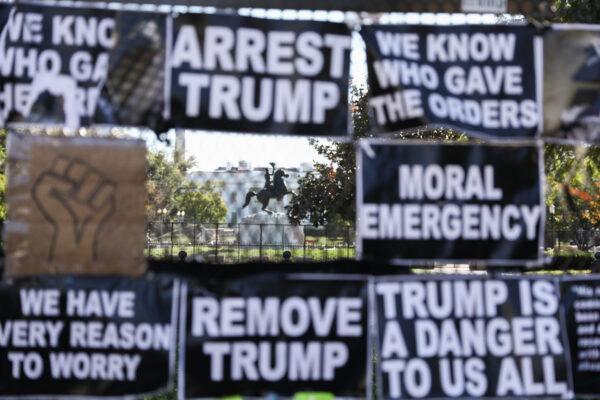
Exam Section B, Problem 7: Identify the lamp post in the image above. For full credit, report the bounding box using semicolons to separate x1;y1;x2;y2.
549;204;557;250
175;186;197;222
177;210;186;223
157;207;169;223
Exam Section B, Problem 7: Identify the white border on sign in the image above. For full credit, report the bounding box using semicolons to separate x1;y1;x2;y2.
163;14;173;121
557;273;600;399
367;24;543;142
168;278;180;388
372;274;575;400
177;281;188;400
179;274;369;400
535;34;544;135
541;23;600;147
366;277;379;400
536;139;549;266
163;11;354;139
0;277;180;400
355;138;546;267
555;277;576;399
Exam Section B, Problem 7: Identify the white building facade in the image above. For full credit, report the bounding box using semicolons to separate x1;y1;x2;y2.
189;161;313;224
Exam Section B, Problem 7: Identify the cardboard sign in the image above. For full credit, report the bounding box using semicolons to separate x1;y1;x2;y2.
168;13;352;136
361;25;542;139
179;272;369;398
0;276;178;398
5;134;146;276
374;276;572;399
0;4;115;129
356;140;544;266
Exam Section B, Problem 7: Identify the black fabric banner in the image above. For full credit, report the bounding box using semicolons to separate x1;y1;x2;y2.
361;25;542;139
543;25;600;144
179;272;369;398
560;276;600;396
0;276;178;398
357;140;544;265
168;13;352;136
374;275;572;399
94;11;168;131
0;4;115;129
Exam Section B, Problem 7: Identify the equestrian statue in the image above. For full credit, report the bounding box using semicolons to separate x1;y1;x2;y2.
242;162;294;214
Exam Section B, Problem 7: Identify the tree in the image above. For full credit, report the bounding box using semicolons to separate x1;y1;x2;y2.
543;0;600;248
146;150;227;222
552;0;600;22
287;87;465;226
286;87;370;226
545;144;600;235
174;181;227;222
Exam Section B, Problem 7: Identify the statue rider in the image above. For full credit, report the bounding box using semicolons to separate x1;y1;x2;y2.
263;162;276;191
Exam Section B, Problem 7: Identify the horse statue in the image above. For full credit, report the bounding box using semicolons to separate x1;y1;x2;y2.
242;167;294;214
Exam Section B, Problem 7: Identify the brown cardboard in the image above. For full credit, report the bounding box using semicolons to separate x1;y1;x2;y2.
5;134;146;276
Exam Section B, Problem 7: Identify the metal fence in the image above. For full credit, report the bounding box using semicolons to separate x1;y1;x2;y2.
545;229;600;255
146;221;356;263
145;222;600;264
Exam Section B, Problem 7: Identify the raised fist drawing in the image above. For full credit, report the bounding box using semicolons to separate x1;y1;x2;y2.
32;156;116;262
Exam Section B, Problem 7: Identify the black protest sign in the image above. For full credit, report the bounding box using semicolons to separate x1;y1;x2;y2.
0;4;115;129
543;25;600;144
180;273;369;398
357;140;544;265
94;10;168;131
361;25;541;139
374;276;572;399
0;276;178;397
560;276;600;396
168;14;352;136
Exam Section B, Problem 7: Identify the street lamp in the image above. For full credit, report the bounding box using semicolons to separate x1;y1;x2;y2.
175;186;198;222
177;210;186;223
157;207;169;222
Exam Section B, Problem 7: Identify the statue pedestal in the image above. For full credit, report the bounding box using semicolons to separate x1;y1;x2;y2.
239;212;304;246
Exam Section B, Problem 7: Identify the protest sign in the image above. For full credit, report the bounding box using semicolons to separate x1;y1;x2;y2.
94;10;168;130
179;272;369;398
0;276;178;398
168;13;352;136
361;25;542;139
560;276;600;396
374;275;572;399
357;140;544;266
0;4;115;129
5;134;146;277
543;25;600;145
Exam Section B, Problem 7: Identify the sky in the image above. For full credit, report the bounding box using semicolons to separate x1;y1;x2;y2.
150;11;498;172
185;132;329;171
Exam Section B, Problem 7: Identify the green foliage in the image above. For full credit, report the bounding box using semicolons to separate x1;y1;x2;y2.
286;87;371;226
544;2;600;245
174;181;227;222
552;0;600;23
287;87;466;226
545;144;600;235
146;151;227;222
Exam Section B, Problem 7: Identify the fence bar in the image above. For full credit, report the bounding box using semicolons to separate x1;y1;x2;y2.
145;221;370;263
259;224;263;260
